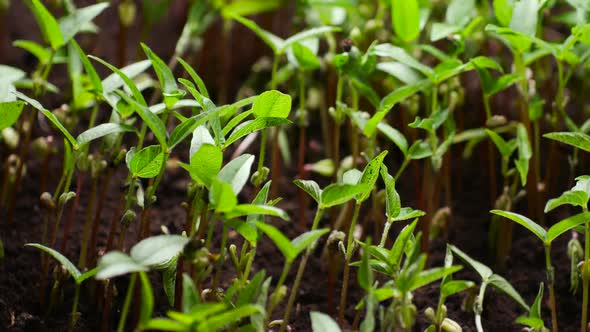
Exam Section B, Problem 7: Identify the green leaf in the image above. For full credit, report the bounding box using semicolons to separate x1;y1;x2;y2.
310;311;342;332
291;42;321;70
138;271;154;326
143;318;185;331
494;0;514;26
389;219;418;268
255;222;296;261
391;207;425;222
377;123;408;156
15;92;77;148
218;154;255;195
221;0;281;17
530;283;543;319
407;141;433;160
485;129;513;158
183;143;222;187
546;212;590;243
373;44;433;77
280;26;339;54
13;40;52;64
197;305;264;331
58;3;109;44
489;73;522;96
96;251;148;279
391;0;421;43
446;0;475;26
449;245;493;280
231;14;283;53
320;183;369;208
488;274;530;310
130;235;189;269
76;123;136;146
129;145;165;178
71;39;102;93
544;132;590;153
141;43;185;108
509;0;539;37
25;243;81;280
209;179;238;213
162;258;177;306
545;190;589;213
226;204;289;220
291;228;330;260
26;0;64;50
356;151;388;203
0;101;25;131
252;90;292;118
294;179;322;205
90;55;149;106
380;165;401;219
491;210;546;242
224;117;291;148
182;273;200;313
189;126;214;160
358;238;373;291
411;265;462;291
101;60;151;94
115;91;168;150
177;57;209;98
441;280;475;298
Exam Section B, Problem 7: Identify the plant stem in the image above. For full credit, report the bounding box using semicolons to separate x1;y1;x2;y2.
394;158;410;182
544;245;558;332
117;273;137;332
69;283;81;332
280;209;324;332
266;260;292;327
78;176;98;268
297;71;307;228
583;207;589;332
379;220;393;247
339;202;361;326
241;244;257;283
212;224;228;290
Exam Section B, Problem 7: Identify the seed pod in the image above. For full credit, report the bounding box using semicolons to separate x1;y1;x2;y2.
58;191;76;207
40;192;55;210
568;232;583;293
120;210;136;227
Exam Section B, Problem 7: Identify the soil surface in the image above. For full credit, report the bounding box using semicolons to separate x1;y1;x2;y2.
1;2;587;332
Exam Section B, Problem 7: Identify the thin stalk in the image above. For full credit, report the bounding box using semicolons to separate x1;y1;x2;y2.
379;220;393;247
117;273;137;332
339;202;362;325
88;169;114;266
241;245;256;283
212;224;228;290
350;87;359;167
332;76;344;183
78;176;98;268
69;283;81;332
266;260;292;327
544;245;558;332
394;158;410;182
280;209;324;332
60;171;85;252
139;152;169;239
297;71;307;228
582;206;589;332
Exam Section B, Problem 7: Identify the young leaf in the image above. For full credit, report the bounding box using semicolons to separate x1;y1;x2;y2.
217;154;255;195
280;26;339;53
115;91;168;150
226;204;289;220
138;271;154;326
15;92;77;148
291;228;330;259
488;274;530;310
0;101;25;131
410;265;462;291
197;304;264;332
391;0;420;43
407;141;433;160
389;219;418;268
58;3;109;44
293;179;322;205
545;190;589;213
130;235;189;269
252;90;292;118
96;251;148;279
189;126;214;160
358;238;373;291
26;0;64;50
209;179;238;213
177;57;209;98
320;184;369;208
255;222;296;262
25;243;81;280
391;207;425;222
101;60;152;94
356;151;388;203
129;145;165;178
494;0;514;26
485;129;513;158
310;311;342;332
183;143;222;187
70;39;102;93
141;43;185;108
546;212;590;243
509;0;539;37
441;280;475;298
449;245;493;280
380;165;401;219
377;123;408;156
223;117;291;148
89;56;148;106
491;210;547;242
544;132;590;153
76;123;136;146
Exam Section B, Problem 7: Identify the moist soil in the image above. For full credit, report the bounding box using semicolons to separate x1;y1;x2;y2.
1;2;587;332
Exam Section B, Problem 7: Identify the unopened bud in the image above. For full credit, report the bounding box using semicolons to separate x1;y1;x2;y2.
40;192;55;210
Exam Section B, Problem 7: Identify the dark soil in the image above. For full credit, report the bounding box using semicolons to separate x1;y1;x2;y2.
0;2;587;332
